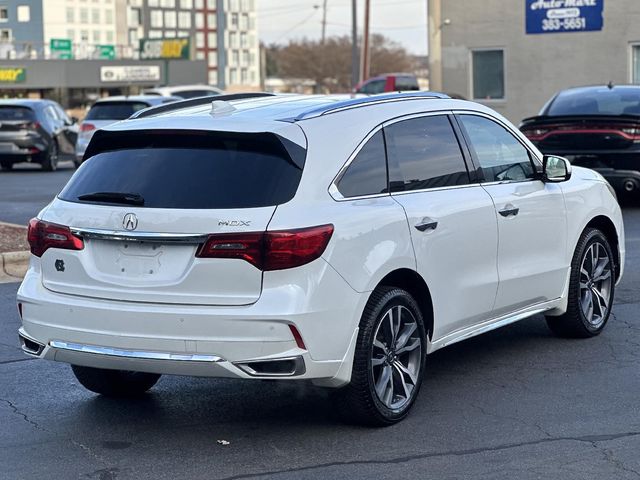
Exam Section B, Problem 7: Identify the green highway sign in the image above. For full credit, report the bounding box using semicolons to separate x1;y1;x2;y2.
50;38;73;59
97;44;116;60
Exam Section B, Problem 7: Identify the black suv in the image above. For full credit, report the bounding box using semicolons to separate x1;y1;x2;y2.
0;99;78;172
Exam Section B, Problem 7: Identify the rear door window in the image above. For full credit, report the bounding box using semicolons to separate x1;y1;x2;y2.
86;102;150;121
458;115;535;183
336;131;387;198
60;131;305;209
385;115;470;192
395;76;419;91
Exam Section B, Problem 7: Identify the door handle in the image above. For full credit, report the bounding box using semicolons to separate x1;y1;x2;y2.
415;218;438;232
498;204;519;217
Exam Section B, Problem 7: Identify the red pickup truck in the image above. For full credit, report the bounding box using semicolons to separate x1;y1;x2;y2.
354;74;420;94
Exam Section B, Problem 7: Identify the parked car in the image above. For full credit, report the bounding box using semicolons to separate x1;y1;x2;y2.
17;92;624;426
520;84;640;194
76;95;180;163
0;99;78;171
354;73;420;95
144;85;223;99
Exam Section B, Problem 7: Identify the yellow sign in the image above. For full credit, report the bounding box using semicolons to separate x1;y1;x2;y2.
139;38;190;60
0;67;26;83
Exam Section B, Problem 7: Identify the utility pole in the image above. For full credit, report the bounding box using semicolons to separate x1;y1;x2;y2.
427;0;443;91
360;0;370;83
351;0;359;89
321;0;328;44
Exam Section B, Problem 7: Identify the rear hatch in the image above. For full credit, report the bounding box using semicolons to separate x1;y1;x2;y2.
0;106;36;148
42;129;305;306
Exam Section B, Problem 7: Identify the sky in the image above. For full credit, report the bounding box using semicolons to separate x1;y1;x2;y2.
257;0;428;56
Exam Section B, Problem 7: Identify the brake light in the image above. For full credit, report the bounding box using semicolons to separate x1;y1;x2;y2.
289;324;306;349
621;127;640;142
196;224;334;271
27;121;40;130
80;123;96;132
521;128;550;141
27;218;84;257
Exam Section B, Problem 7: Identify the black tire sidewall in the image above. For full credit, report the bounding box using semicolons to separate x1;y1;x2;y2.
360;288;427;423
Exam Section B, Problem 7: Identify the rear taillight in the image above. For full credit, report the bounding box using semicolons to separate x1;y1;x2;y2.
196;224;334;271
521;128;549;141
27;218;84;258
80;123;96;132
621;127;640;142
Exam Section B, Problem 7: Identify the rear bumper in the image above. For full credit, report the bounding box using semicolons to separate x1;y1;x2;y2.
16;258;366;387
0;133;47;162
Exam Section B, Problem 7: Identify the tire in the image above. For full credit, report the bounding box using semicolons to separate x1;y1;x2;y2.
71;365;161;397
41;142;58;172
335;287;427;426
0;161;12;171
546;228;615;338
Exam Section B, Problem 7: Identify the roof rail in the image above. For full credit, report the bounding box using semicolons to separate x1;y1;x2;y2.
131;92;276;119
293;91;450;121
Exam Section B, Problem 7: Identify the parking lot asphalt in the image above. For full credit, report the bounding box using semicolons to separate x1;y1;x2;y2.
1;171;640;479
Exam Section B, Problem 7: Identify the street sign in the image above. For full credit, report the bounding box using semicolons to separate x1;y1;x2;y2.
526;0;604;34
50;38;73;59
139;38;190;60
0;67;26;83
100;65;161;83
97;44;116;60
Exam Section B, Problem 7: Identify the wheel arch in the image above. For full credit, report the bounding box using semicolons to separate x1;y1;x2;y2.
584;215;620;281
375;268;434;340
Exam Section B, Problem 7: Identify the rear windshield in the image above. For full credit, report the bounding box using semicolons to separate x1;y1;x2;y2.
174;90;219;99
395;76;419;91
59;131;305;209
547;88;640;116
85;102;150;121
0;106;35;121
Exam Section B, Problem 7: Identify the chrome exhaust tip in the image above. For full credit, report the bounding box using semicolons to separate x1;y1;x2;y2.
18;332;45;356
235;356;306;377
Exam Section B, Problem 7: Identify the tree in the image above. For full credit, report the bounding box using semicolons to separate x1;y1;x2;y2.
267;34;414;93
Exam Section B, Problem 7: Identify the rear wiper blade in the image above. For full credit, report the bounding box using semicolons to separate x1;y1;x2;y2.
78;191;145;206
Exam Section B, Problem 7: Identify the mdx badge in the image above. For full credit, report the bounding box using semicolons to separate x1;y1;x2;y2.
218;220;251;227
123;213;138;231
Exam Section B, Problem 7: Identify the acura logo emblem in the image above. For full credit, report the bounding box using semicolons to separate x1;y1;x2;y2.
123;213;138;231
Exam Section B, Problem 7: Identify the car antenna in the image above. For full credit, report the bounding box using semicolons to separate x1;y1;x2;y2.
607;81;614;89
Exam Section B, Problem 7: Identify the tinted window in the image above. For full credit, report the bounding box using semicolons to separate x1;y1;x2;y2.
174;90;218;99
0;106;34;121
60;132;304;209
395;76;419;91
86;102;150;120
336;131;387;198
459;115;534;183
385;115;470;192
359;79;386;95
547;87;640;116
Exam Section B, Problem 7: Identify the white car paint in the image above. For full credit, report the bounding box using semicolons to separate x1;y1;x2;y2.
17;93;625;388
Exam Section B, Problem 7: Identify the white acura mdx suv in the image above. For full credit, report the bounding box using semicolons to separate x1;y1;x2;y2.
17;92;624;426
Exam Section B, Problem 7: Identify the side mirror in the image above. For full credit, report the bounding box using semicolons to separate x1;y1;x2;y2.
542;155;571;183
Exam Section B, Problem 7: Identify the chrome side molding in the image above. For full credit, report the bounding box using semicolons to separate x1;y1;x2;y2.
49;341;224;363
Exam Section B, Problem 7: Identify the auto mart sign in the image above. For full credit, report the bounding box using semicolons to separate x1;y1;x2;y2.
0;67;26;83
526;0;604;34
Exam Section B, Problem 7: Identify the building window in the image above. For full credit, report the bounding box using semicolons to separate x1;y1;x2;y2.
195;0;204;8
180;0;193;8
208;51;217;67
149;30;163;39
80;8;89;24
105;9;113;24
240;68;248;84
17;6;30;23
150;10;163;28
207;32;216;48
66;7;75;23
195;32;204;48
161;0;176;7
178;11;191;29
230;13;238;29
240;31;247;48
195;13;204;29
633;45;640;84
129;7;141;27
208;70;217;86
106;31;114;43
196;50;205;60
0;29;11;41
164;10;177;29
229;31;237;48
231;50;239;66
471;49;504;100
164;30;176;38
242;50;249;65
67;29;75;41
207;13;216;27
91;8;100;24
148;0;159;6
0;7;7;22
93;30;100;43
80;30;89;42
229;68;238;84
240;13;248;30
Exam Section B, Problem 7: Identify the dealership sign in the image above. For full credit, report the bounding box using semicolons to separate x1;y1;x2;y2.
0;67;26;83
139;38;190;60
526;0;604;34
100;66;161;83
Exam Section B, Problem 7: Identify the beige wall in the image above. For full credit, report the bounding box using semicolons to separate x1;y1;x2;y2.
434;0;640;123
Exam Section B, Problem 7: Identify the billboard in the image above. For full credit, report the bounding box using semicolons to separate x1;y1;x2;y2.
139;38;190;60
526;0;604;34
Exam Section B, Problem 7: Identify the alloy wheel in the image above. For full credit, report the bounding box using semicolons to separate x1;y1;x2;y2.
579;241;612;327
371;305;422;410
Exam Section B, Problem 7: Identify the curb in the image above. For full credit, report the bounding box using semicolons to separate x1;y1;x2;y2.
1;250;29;281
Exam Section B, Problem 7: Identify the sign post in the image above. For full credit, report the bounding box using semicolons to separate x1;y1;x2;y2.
50;38;73;59
526;0;604;34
